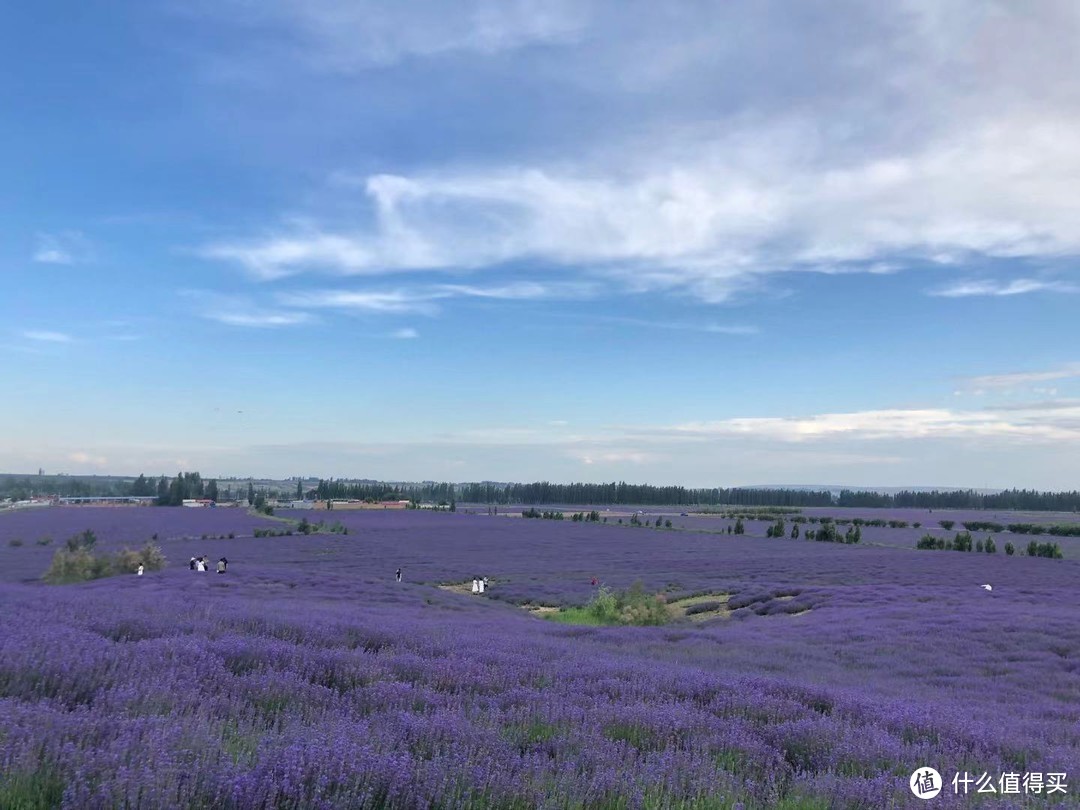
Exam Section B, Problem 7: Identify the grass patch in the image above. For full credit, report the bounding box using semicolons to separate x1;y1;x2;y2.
0;767;65;810
543;582;671;627
501;719;561;753
543;607;616;626
603;721;665;751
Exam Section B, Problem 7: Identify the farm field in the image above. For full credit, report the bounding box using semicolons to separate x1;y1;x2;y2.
1;507;1078;808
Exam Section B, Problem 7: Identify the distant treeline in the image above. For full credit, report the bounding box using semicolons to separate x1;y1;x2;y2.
832;488;1080;511
6;472;1080;512
315;480;835;507
318;481;1080;511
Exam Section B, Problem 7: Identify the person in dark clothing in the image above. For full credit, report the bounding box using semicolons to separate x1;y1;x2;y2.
190;557;197;571
395;568;402;583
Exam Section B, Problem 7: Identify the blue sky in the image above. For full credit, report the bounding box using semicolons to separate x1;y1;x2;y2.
3;1;1080;488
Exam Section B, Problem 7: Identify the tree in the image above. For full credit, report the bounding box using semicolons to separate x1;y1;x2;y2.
206;480;219;503
296;479;303;500
1005;542;1015;556
129;474;153;497
247;482;255;506
156;476;169;505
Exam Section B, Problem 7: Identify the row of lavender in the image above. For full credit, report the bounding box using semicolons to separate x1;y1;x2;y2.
1;508;1078;807
2;561;1077;809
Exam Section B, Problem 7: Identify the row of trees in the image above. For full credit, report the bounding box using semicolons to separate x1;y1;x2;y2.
131;472;278;509
11;472;1080;513
313;480;1080;511
917;532;1064;558
836;488;1080;511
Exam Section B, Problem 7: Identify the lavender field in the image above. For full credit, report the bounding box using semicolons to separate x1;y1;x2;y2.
1;507;1078;808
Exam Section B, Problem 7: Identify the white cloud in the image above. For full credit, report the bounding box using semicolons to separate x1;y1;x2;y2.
197;3;1080;303
186;0;587;71
211;311;312;327
959;364;1080;391
68;451;108;468
656;405;1080;444
277;288;443;314
182;291;312;328
276;280;594;314
33;231;91;265
596;316;758;335
390;327;419;339
575;450;656;466
203;113;1080;301
929;278;1078;297
21;330;73;343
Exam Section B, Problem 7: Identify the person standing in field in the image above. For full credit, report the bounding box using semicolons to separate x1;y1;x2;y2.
472;577;479;594
190;556;197;571
396;568;402;583
196;557;205;572
216;558;227;574
478;577;486;594
137;564;144;576
483;576;489;591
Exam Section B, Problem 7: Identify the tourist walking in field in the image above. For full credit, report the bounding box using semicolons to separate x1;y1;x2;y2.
137;564;144;576
396;568;402;583
478;577;486;594
196;557;205;572
190;556;197;571
217;558;227;574
483;576;489;590
472;577;479;594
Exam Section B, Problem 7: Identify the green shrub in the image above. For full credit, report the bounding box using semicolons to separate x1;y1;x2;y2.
915;533;941;552
65;529;97;553
44;541;166;584
588;586;619;623
1004;542;1015;556
8;539;23;548
580;582;670;626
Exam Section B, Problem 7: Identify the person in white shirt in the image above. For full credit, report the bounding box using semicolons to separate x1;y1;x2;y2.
136;564;144;576
471;578;479;593
478;577;485;594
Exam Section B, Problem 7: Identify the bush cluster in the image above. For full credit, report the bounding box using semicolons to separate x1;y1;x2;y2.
43;531;167;584
254;528;293;538
522;508;564;520
803;524;861;544
1008;523;1080;537
917;533;1061;558
570;511;601;522
587;582;669;626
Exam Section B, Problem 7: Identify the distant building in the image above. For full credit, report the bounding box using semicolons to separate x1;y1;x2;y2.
181;499;216;508
58;496;156;507
314;499;410;511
